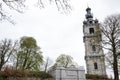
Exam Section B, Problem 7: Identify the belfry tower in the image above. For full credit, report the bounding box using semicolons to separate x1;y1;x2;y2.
83;7;106;76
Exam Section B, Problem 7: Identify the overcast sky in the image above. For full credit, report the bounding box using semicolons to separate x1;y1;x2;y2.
0;0;120;76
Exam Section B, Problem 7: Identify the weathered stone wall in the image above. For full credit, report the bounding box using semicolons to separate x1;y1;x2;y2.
48;66;86;80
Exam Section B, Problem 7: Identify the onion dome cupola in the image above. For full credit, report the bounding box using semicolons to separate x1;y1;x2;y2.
83;7;99;25
85;7;93;19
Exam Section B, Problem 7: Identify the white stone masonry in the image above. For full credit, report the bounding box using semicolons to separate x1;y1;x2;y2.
48;66;86;80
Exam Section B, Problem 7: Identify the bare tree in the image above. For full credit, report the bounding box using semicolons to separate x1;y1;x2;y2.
101;14;120;80
0;0;71;23
36;0;71;11
0;0;26;24
0;39;17;71
43;57;53;72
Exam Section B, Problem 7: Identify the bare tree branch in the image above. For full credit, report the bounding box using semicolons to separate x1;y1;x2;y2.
0;39;17;71
3;0;26;13
0;0;71;24
101;14;120;80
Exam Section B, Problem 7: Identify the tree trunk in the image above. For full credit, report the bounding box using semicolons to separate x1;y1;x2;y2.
113;54;119;80
0;59;4;71
0;64;2;71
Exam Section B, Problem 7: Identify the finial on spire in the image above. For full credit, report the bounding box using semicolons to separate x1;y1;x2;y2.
86;2;91;12
87;3;89;8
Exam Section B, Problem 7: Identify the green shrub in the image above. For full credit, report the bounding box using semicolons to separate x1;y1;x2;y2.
29;71;53;79
0;70;53;79
86;74;111;80
0;72;4;80
0;75;3;80
0;77;3;80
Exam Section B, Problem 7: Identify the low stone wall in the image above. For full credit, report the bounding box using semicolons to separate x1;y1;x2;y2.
48;66;86;80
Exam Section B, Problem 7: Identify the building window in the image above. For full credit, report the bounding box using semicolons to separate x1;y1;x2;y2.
94;62;98;69
92;45;96;51
89;28;94;34
89;21;93;24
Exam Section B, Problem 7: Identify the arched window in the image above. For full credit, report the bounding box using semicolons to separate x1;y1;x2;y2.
92;45;96;51
94;62;98;69
89;28;94;34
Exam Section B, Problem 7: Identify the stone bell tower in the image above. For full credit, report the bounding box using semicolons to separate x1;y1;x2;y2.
83;7;106;76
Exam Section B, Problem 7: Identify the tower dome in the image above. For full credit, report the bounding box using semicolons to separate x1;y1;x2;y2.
86;7;91;12
85;7;93;19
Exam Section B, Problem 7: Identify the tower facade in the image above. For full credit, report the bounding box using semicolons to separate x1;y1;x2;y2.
83;7;106;76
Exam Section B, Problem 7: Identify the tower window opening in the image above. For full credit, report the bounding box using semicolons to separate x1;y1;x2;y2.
89;28;94;34
89;21;93;24
92;45;96;52
94;62;98;69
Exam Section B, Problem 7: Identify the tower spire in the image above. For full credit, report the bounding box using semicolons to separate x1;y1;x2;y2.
83;7;99;25
85;7;93;19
